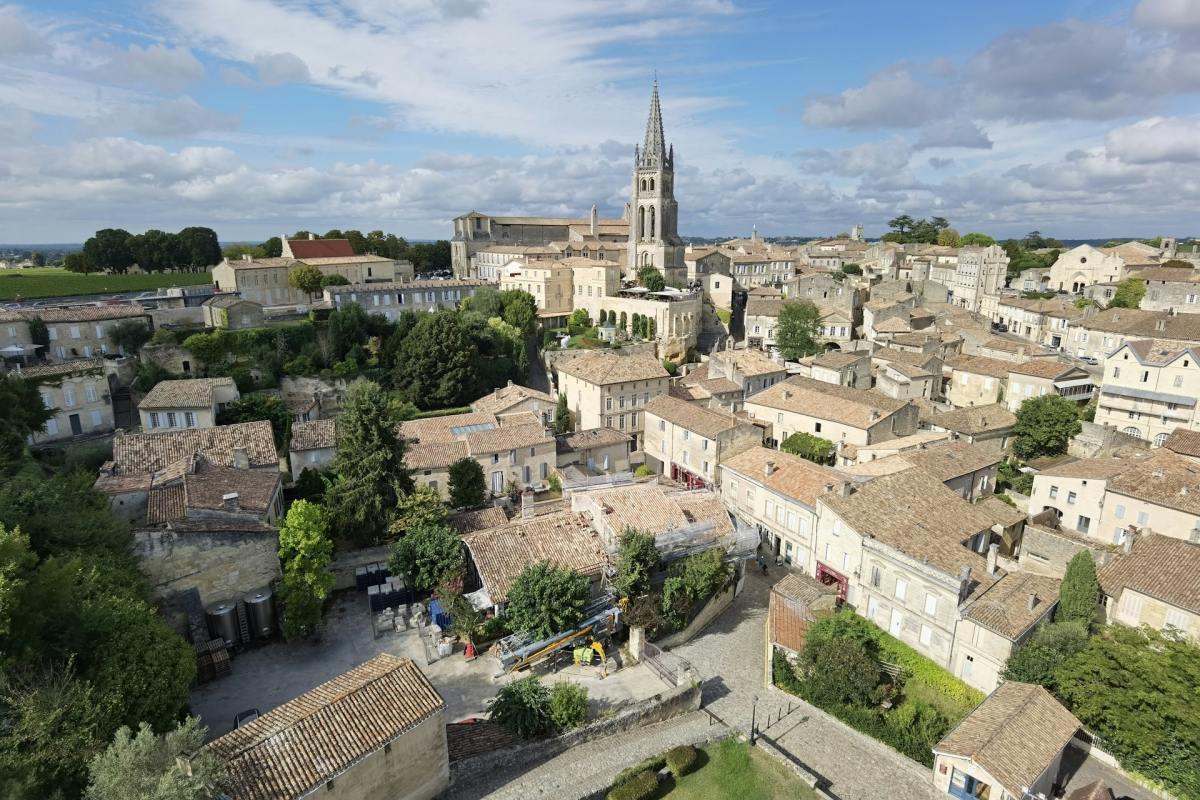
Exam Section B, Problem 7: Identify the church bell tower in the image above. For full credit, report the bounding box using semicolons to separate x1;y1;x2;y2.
629;80;685;286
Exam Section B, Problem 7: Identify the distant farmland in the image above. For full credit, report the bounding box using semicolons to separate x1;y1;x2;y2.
0;268;213;301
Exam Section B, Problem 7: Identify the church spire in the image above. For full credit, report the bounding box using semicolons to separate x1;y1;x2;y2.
641;79;667;167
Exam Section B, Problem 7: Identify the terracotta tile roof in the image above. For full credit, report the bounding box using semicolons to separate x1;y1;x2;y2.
13;358;104;379
555;351;669;385
1037;454;1145;480
289;418;336;452
1122;338;1199;365
1100;533;1200;614
1106;449;1200;515
922;403;1016;436
721;446;849;507
555;427;632;454
446;720;521;763
822;470;997;582
1067;781;1116;800
1164;427;1200;458
405;440;469;470
185;461;280;515
297;254;394;265
947;354;1015;379
982;337;1048;356
109;421;277;476
872;347;936;368
770;573;837;652
882;360;934;380
645;394;743;439
286;237;355;259
203;294;260;309
324;279;487;294
26;304;148;322
963;571;1061;640
1008;359;1076;380
745;296;784;318
1080;307;1200;341
399;411;499;444
709;348;785;377
146;482;186;525
464;423;552;455
899;441;1000;482
811;350;867;369
855;430;950;455
1134;267;1200;283
746;376;909;429
448;506;509;534
470;383;555;415
208;654;444;800
578;483;734;539
842;455;915;478
139;377;235;409
975;495;1026;528
220;257;296;271
874;316;912;333
935;681;1080;795
462;511;608;602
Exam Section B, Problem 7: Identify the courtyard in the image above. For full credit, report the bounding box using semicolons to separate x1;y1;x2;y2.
190;589;666;740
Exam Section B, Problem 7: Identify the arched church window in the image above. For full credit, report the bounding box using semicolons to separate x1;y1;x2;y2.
649;207;656;239
638;206;645;239
641;179;647;191
650;178;655;191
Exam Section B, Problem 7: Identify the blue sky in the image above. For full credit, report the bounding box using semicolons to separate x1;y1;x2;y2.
2;0;1200;242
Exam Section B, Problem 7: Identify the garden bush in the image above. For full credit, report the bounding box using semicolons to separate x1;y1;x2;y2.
664;744;698;777
488;675;552;738
633;464;653;478
611;754;667;789
548;682;588;731
606;770;658;800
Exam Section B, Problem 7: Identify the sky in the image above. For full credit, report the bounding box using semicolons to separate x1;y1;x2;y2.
3;0;1200;243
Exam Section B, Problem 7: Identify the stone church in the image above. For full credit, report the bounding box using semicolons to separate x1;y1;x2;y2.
450;82;686;287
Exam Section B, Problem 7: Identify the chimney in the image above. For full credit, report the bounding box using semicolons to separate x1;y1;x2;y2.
823;481;833;493
839;481;853;497
870;409;881;421
590;204;598;237
957;565;972;604
986;542;999;576
1027;592;1037;611
1155;319;1167;332
765;461;777;477
232;446;250;470
1123;531;1135;553
222;492;240;512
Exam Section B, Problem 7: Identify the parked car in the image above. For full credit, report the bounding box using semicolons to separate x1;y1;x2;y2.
234;708;261;728
1079;355;1099;366
991;322;1009;333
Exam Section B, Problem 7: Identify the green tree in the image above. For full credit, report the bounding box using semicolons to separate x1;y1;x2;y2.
567;309;590;330
780;431;836;464
1012;394;1083;459
216;394;292;448
108;320;152;355
775;300;823;360
619;311;627;332
0;376;54;474
504;562;590;639
799;636;880;707
181;332;228;373
437;583;482;645
1002;621;1089;687
63;252;93;273
500;289;538;334
937;228;961;247
85;717;225;800
328;302;370;361
1108;278;1146;309
1057;552;1100;628
549;682;588;730
320;273;350;287
277;501;334;640
960;232;996;247
488;675;553;738
389;521;464;594
288;263;325;300
638;266;665;292
175;227;221;269
465;286;505;318
448;457;487;509
553;393;571;434
390;485;449;535
1054;626;1200;798
29;251;44;267
325;380;414;546
261;236;282;258
392;312;481;409
82;229;135;273
612;528;661;600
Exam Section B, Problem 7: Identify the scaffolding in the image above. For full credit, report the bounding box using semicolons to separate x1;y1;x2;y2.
495;591;620;675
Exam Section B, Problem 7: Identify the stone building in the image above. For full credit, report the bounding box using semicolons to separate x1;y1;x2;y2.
919;404;1017;456
1029;455;1142;541
21;358;116;443
208;654;449;800
1095;339;1200;446
1100;532;1199;641
597;286;702;360
323;279;487;321
451;210;628;280
1130;265;1200;312
1044;244;1129;293
1065;307;1200;363
138;377;240;431
743;376;918;449
470;382;557;427
202;295;264;330
555;351;670;449
1096;449;1200;543
555;428;633;474
21;304;152;362
289;418;337;477
642;394;762;488
499;260;574;316
629;81;686;286
945;354;1013;408
949;245;1008;313
1004;360;1094;413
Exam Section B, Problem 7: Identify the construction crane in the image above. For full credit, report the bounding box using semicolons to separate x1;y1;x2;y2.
495;594;620;676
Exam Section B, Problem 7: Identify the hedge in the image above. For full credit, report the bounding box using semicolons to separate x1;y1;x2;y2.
665;744;698;777
607;770;658;800
611;755;666;789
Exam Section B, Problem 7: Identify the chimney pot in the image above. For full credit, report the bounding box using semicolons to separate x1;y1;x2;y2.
232;446;250;470
1123;531;1134;553
222;492;240;511
765;461;777;477
987;542;999;576
1027;592;1037;611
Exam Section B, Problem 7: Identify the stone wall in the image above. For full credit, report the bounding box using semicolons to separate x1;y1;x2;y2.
329;712;448;800
1069;421;1149;460
328;545;392;592
1018;523;1116;578
133;526;281;611
446;674;702;786
657;582;737;649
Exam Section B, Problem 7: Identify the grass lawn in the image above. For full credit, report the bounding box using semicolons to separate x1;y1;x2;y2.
0;268;212;300
664;739;818;800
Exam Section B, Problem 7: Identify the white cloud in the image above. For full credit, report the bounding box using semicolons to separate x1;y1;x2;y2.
0;5;48;54
802;68;947;129
129;96;241;137
221;51;309;87
797;140;913;177
914;120;993;150
98;43;205;91
1133;0;1200;30
1106;116;1200;163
